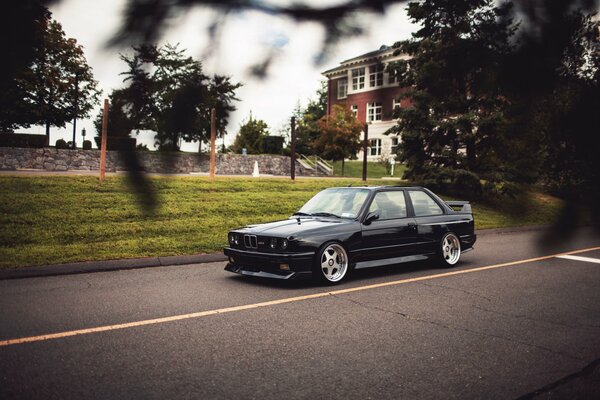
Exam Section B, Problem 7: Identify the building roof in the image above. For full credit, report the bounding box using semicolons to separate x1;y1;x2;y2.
322;45;404;77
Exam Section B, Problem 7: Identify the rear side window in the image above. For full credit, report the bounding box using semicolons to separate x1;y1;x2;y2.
369;191;407;220
408;191;443;216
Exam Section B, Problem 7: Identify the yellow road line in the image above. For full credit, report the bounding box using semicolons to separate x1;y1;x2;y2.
2;245;599;348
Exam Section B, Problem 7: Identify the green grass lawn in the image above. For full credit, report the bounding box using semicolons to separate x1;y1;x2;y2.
0;175;563;269
331;160;406;179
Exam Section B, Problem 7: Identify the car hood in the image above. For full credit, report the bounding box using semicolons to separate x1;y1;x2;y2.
236;217;351;237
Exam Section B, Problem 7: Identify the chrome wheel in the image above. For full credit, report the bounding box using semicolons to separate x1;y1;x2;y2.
319;243;348;283
441;233;461;265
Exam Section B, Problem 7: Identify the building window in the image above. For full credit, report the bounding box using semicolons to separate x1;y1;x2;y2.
393;98;401;111
350;104;358;117
388;69;398;85
337;78;348;99
352;67;365;90
391;137;399;154
369;139;382;156
367;102;382;122
369;64;384;87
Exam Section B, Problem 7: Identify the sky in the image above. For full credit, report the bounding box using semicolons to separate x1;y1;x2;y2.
28;0;419;151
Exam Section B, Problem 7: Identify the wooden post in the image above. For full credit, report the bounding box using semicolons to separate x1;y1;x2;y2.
362;123;369;182
209;108;216;179
290;116;296;181
99;99;109;182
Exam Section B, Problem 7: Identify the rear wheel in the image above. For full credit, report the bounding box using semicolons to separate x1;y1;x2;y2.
438;232;461;267
315;242;349;284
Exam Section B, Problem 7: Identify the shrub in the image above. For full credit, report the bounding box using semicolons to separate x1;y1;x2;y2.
94;136;137;151
82;140;92;150
0;133;46;148
452;169;482;199
55;139;68;149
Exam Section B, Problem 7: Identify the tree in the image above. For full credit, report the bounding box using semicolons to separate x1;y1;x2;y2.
292;81;328;155
105;43;241;151
387;0;517;183
313;104;362;176
11;17;101;144
231;116;270;154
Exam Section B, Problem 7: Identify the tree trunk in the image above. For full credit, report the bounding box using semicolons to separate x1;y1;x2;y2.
466;138;476;170
45;121;50;147
198;140;202;153
341;159;345;177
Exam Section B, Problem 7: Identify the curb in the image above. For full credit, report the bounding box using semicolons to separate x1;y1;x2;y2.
0;253;228;281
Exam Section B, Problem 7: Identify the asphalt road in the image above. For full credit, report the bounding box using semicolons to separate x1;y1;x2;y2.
1;228;600;399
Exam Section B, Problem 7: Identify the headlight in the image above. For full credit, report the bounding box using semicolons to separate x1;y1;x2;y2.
281;239;288;249
270;238;277;249
228;233;235;245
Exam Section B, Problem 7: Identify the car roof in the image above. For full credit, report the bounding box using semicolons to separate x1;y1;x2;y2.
327;185;426;191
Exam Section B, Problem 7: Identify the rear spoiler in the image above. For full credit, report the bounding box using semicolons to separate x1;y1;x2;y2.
445;201;472;214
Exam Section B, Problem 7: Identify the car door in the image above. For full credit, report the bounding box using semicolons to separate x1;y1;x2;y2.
406;189;447;254
357;190;418;265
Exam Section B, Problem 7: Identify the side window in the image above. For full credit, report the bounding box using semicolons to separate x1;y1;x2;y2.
368;191;407;220
408;191;443;216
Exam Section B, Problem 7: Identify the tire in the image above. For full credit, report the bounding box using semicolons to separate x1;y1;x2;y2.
438;232;461;267
314;242;349;284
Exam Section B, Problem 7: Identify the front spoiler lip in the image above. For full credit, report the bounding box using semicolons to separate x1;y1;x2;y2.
224;263;312;280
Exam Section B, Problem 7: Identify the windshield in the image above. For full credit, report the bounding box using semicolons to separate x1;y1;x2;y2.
296;188;370;219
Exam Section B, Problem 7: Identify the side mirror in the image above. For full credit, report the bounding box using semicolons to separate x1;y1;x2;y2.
364;211;380;225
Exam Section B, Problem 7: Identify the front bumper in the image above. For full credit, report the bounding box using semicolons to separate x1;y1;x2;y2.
223;247;315;280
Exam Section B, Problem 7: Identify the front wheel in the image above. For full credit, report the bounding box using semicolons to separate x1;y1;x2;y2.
315;242;349;284
438;232;461;267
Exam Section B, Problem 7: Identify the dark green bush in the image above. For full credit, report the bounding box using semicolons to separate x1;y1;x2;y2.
55;139;68;149
0;133;46;148
452;169;482;199
82;140;92;150
260;136;284;154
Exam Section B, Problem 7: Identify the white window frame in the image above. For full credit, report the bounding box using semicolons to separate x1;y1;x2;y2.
369;64;384;87
367;102;382;122
352;67;365;90
393;98;402;111
369;139;382;156
350;104;358;117
391;137;399;154
337;78;348;99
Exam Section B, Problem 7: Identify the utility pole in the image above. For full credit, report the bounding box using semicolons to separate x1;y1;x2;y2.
290;116;296;181
210;108;217;179
72;72;79;149
99;99;109;182
362;123;369;182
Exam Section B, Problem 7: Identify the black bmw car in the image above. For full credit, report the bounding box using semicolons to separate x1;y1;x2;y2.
224;186;476;284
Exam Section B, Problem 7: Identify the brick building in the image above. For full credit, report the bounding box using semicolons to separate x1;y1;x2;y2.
322;45;410;161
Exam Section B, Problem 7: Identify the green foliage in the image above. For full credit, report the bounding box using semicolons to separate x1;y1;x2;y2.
82;140;92;150
313;104;362;163
260;136;285;154
101;44;241;151
7;17;101;142
284;81;328;155
387;0;517;183
0;133;46;148
55;139;68;149
231;116;270;154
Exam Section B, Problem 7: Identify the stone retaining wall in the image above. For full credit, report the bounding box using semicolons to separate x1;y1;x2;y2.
0;147;319;176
